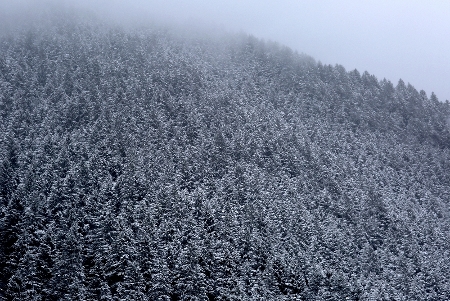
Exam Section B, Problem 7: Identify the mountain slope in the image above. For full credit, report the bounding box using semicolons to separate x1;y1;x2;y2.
1;13;450;300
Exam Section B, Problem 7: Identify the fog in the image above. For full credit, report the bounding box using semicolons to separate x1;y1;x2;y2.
1;0;449;101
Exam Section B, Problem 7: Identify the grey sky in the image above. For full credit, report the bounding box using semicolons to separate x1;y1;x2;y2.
2;0;449;101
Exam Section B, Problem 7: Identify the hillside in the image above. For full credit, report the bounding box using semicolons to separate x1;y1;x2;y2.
1;12;450;300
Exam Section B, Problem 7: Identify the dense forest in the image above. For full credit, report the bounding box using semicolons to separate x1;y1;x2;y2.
1;8;450;301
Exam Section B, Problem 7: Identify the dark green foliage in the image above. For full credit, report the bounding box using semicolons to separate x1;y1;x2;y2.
1;10;450;301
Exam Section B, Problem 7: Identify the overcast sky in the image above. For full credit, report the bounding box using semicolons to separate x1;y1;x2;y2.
2;0;450;101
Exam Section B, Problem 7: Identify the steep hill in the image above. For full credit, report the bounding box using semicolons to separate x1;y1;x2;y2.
1;12;450;300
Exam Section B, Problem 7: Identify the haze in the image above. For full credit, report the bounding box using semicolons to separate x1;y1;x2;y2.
2;0;449;101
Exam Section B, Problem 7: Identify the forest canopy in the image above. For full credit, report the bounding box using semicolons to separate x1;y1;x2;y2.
1;6;450;301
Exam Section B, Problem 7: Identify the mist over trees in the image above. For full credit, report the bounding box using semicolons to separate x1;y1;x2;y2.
1;5;450;301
